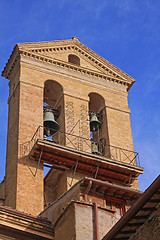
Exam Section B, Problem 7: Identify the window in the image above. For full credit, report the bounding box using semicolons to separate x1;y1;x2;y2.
106;200;112;209
105;197;125;219
115;204;122;219
68;54;80;65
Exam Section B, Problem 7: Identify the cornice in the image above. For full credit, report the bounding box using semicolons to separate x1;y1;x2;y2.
18;39;135;84
26;43;119;78
20;50;130;89
74;41;135;84
1;44;20;79
2;39;135;91
23;42;133;84
20;55;128;95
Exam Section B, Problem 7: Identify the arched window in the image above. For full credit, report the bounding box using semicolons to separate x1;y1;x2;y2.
88;92;110;157
68;54;80;65
43;80;65;142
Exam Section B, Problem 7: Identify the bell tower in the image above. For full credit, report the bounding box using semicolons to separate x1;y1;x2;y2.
2;37;143;219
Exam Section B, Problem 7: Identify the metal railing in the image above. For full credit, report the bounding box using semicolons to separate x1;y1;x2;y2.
20;126;140;167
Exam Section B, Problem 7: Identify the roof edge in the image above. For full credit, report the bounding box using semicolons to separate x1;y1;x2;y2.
102;175;160;240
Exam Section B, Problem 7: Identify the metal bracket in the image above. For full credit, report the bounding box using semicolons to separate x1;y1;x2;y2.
124;174;132;185
90;165;99;179
94;166;99;179
128;174;132;185
69;158;79;187
34;145;44;177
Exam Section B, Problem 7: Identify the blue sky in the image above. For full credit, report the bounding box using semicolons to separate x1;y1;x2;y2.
0;0;160;191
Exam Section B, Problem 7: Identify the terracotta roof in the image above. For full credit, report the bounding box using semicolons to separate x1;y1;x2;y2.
102;175;160;240
0;205;51;224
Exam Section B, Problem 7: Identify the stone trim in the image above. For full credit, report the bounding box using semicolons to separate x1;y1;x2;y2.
76;41;134;83
19;49;129;87
105;105;131;114
2;39;135;91
64;92;89;102
29;45;121;78
20;58;128;95
17;39;135;83
1;45;19;79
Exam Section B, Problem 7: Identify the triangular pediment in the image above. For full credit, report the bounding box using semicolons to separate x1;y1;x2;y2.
2;38;135;89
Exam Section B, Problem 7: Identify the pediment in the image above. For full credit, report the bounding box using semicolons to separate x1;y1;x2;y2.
2;38;135;89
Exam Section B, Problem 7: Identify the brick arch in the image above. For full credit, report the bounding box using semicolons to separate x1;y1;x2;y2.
88;92;110;157
43;80;64;134
44;80;63;108
88;92;105;113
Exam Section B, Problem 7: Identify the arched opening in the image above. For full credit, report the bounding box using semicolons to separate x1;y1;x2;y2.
43;80;65;182
68;54;80;66
88;92;110;157
43;80;65;144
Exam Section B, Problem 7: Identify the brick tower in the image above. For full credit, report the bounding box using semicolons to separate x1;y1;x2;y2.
1;37;143;239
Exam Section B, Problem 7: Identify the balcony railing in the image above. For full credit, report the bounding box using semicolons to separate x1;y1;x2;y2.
20;126;140;167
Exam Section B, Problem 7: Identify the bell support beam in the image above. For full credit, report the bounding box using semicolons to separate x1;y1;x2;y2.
29;139;143;185
31;148;138;183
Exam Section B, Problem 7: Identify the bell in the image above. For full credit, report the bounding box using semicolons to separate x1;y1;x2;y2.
90;113;101;132
91;142;101;155
43;110;59;136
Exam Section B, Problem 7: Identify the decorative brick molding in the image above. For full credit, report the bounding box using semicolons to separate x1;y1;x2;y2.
2;39;135;90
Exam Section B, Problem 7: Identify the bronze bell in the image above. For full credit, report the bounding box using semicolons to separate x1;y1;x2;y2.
43;110;59;136
91;142;101;155
90;113;101;132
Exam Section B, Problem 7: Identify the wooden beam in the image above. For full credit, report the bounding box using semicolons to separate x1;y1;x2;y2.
126;222;143;227
148;199;160;203
133;215;150;220
112;237;129;240
32;148;134;181
141;207;157;211
120;230;136;234
31;154;128;184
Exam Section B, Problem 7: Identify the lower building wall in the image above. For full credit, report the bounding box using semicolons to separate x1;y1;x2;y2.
54;202;121;240
54;204;76;240
41;183;81;226
75;203;119;240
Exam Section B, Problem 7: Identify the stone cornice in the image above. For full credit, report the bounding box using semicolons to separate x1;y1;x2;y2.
20;55;128;95
20;50;129;85
75;41;135;83
2;44;20;79
17;39;135;83
2;39;135;90
26;43;119;78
